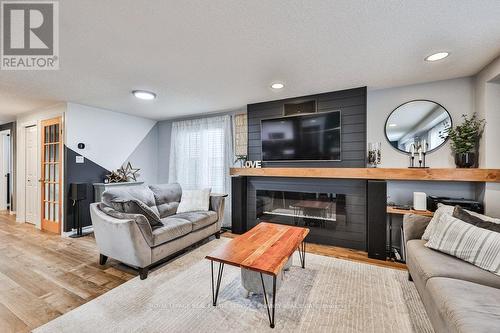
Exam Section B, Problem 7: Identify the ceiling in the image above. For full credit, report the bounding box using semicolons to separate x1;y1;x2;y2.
1;0;500;121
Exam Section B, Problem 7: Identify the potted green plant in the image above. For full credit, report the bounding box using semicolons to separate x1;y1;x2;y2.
442;114;485;168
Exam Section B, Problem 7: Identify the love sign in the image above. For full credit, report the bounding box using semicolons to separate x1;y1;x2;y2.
244;160;262;168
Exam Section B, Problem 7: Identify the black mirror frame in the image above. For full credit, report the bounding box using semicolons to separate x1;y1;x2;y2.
384;99;453;155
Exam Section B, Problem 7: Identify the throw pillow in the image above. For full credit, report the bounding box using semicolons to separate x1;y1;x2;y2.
453;206;500;233
422;204;454;240
107;199;163;229
176;188;211;214
425;213;500;276
422;203;499;240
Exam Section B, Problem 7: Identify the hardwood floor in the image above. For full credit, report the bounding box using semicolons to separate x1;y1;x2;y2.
0;211;135;333
0;211;405;332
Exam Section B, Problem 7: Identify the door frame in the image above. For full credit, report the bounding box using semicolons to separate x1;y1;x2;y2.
17;113;65;232
40;117;63;234
0;129;10;211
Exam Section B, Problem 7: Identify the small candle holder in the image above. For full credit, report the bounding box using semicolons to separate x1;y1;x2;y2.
408;142;429;168
368;142;381;168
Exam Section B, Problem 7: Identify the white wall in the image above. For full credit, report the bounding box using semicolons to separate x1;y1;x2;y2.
474;55;500;217
367;77;474;167
15;103;67;228
66;103;156;172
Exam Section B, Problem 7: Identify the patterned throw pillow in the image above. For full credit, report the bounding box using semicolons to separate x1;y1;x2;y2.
425;213;500;276
110;199;163;229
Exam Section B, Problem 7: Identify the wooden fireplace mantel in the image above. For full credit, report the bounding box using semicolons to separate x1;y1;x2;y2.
230;167;500;182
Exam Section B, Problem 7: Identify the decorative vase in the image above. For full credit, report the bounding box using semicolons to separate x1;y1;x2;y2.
455;152;476;168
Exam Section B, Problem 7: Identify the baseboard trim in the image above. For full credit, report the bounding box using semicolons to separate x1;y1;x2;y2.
62;225;94;238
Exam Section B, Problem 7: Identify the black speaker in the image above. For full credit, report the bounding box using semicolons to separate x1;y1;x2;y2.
367;180;387;260
231;176;247;234
69;183;87;201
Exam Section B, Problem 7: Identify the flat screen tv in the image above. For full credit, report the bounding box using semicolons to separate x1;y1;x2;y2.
261;110;341;161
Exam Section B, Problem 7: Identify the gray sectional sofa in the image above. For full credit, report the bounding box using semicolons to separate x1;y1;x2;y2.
90;183;226;279
403;214;500;333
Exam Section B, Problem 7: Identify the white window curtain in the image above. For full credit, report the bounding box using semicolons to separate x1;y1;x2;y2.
168;115;233;227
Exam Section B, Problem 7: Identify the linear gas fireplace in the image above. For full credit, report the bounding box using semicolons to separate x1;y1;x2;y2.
238;177;367;250
257;190;347;244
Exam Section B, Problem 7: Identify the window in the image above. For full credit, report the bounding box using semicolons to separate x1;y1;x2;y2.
168;115;232;226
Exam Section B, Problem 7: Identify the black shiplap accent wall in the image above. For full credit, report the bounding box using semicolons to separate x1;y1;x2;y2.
247;87;367;167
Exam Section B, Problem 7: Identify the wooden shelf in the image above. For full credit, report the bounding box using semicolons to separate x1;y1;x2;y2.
387;206;434;217
230;167;500;182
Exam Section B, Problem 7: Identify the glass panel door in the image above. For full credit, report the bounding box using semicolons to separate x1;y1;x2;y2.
41;117;62;234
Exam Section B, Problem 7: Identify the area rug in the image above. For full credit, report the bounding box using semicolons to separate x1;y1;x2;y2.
34;238;433;333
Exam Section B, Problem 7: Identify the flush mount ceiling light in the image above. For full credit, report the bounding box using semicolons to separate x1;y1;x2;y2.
132;90;157;100
271;82;284;90
425;52;449;62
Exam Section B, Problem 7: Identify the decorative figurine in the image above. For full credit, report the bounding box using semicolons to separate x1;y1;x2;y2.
368;142;381;168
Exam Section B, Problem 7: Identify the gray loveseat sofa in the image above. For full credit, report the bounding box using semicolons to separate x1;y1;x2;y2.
90;183;226;279
403;214;500;333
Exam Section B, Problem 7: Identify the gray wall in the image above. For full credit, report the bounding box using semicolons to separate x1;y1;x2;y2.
125;123;159;184
158;121;172;183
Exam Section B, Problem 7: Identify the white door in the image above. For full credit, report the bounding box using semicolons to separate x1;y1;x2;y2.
25;126;38;224
0;131;9;210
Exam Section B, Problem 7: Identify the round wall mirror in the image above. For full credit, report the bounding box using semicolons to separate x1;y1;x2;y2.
385;100;452;154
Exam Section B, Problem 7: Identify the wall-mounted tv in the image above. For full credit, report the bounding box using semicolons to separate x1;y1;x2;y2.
261;110;341;161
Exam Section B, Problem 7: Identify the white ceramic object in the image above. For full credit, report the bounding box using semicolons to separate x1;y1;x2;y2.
413;192;427;211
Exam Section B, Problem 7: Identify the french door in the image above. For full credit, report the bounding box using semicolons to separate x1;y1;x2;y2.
41;117;62;234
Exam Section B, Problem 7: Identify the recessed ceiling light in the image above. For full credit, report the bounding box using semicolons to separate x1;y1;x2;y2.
132;90;157;100
388;123;397;127
271;82;284;89
425;52;449;62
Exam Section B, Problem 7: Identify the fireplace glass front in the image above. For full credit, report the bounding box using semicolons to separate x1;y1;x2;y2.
256;190;347;245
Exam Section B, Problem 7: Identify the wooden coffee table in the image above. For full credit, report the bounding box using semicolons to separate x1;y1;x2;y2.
205;222;309;328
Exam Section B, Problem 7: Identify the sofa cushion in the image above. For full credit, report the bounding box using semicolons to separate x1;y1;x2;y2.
406;239;500;289
97;203;154;247
152;217;193;246
174;211;218;231
149;183;182;218
426;277;500;333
